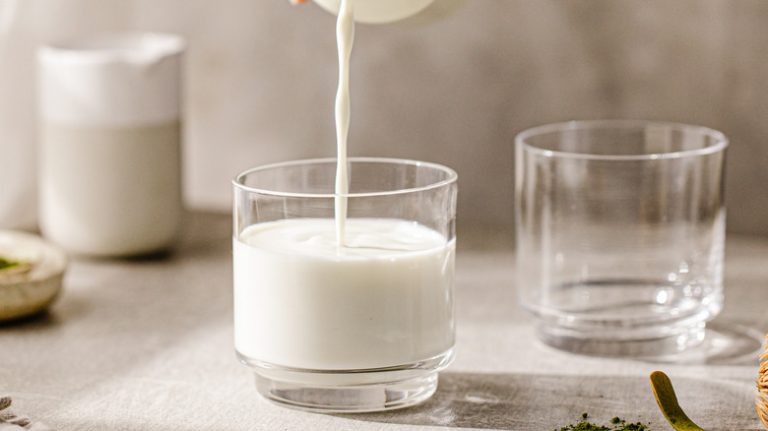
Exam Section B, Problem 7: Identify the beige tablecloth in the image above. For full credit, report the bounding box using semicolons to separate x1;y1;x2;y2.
1;213;766;430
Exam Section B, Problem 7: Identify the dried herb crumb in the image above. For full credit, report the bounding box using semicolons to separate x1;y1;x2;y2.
555;414;651;431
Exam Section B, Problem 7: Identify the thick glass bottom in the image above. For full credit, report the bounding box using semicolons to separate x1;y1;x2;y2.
529;280;722;357
241;350;453;413
538;320;707;357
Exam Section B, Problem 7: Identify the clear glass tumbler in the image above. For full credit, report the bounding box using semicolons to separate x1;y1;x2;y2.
515;121;728;357
233;157;457;412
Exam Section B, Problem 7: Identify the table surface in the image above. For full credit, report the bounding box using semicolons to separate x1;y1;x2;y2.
2;213;766;431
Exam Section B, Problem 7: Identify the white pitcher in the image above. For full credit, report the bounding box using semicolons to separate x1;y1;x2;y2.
38;33;184;257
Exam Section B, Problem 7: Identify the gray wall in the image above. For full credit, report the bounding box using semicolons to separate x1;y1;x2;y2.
10;0;768;234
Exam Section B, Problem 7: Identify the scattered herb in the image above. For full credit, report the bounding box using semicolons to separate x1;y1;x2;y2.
555;414;652;431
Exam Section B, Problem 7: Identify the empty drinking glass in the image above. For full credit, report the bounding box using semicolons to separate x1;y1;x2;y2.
515;120;728;356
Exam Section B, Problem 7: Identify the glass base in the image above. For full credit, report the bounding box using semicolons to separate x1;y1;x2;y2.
241;350;453;413
255;371;438;413
537;320;708;357
527;280;722;357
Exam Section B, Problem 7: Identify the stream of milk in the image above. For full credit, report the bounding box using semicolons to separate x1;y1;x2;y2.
334;0;354;247
233;0;456;372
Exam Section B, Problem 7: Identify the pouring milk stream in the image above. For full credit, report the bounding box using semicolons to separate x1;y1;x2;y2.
331;0;446;246
333;0;354;247
234;0;456;371
292;0;463;246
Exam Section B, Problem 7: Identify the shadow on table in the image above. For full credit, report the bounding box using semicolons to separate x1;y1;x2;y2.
0;290;91;330
174;212;231;260
643;319;766;366
342;372;761;431
97;211;231;263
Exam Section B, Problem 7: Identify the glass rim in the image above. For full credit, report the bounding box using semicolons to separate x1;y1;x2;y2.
232;157;458;199
515;120;729;161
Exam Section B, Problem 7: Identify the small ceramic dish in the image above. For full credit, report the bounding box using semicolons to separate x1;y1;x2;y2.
0;230;67;322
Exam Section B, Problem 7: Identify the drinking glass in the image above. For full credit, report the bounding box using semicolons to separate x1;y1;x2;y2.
233;157;457;412
515;120;727;356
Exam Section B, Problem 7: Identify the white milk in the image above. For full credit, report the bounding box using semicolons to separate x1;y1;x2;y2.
234;218;455;370
333;0;354;246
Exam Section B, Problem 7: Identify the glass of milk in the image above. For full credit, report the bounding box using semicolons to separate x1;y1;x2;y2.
515;120;728;357
233;158;457;412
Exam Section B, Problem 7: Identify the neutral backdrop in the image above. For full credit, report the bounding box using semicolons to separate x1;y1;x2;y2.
3;0;768;235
